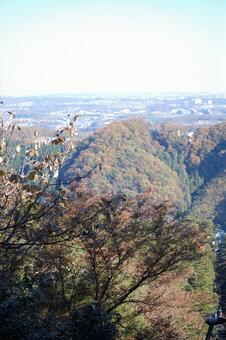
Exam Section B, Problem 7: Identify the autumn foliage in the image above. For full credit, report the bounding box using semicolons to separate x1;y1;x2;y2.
0;112;219;339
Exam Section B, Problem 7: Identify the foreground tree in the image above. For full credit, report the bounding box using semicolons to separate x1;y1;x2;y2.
0;108;212;339
65;196;207;312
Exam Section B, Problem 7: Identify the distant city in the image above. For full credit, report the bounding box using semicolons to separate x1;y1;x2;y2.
1;93;226;134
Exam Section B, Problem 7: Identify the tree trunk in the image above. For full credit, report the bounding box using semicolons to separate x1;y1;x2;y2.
205;325;214;340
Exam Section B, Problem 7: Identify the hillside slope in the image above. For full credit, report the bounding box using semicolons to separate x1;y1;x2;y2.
191;171;226;229
62;119;186;209
62;119;226;224
152;122;226;228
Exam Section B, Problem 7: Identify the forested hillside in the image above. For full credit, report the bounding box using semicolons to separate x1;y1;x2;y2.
60;119;226;337
61;119;226;230
156;122;226;231
58;118;226;337
62;120;186;209
1;113;225;339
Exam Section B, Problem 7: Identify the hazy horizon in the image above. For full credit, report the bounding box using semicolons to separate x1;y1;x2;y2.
3;90;226;99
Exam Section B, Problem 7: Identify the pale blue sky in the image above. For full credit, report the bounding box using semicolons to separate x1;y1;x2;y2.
0;0;225;95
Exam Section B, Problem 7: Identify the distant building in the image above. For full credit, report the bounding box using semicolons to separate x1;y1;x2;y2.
195;98;202;105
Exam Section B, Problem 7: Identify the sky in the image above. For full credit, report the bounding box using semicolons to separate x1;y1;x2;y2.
0;0;225;96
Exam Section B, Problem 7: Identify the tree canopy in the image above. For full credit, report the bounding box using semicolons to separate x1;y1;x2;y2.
0;113;220;339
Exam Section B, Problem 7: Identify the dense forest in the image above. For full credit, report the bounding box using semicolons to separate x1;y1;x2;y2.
1;113;226;339
61;119;226;227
